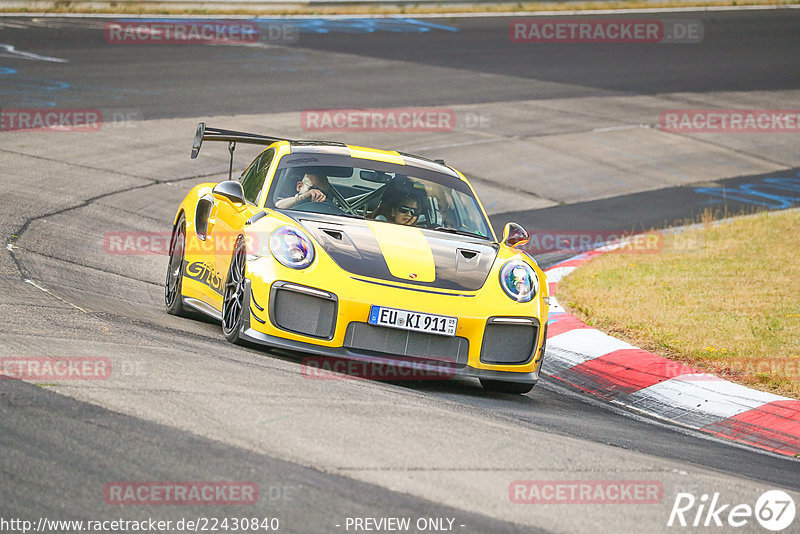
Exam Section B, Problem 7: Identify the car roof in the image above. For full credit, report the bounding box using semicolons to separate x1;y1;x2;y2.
284;140;462;179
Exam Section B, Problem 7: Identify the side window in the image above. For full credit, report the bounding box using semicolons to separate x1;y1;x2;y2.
240;149;274;204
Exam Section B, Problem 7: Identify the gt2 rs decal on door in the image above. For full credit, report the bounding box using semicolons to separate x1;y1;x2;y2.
183;261;224;295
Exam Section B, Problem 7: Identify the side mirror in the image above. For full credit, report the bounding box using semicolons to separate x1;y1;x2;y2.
212;180;246;205
502;222;529;248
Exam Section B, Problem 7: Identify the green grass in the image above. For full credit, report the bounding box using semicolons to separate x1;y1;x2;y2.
559;209;800;399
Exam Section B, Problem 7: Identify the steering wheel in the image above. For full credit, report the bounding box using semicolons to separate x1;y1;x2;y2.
292;198;347;215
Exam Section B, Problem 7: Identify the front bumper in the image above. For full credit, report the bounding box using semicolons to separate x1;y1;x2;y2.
240;279;544;384
239;324;541;385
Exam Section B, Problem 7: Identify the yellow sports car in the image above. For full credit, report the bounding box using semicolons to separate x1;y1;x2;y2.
166;123;549;394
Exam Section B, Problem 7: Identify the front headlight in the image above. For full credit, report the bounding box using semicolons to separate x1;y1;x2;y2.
499;260;538;302
269;226;315;269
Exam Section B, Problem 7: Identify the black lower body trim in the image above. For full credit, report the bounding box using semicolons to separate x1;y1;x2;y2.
239;327;539;385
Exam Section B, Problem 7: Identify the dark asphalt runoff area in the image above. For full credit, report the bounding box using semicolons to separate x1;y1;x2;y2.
1;10;800;533
3;11;799;115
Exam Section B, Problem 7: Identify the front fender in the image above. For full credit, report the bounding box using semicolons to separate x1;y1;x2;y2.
173;182;218;229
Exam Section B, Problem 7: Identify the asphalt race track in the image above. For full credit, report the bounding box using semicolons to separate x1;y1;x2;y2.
1;10;800;533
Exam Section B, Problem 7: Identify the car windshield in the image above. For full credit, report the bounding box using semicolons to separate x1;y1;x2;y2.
265;152;493;239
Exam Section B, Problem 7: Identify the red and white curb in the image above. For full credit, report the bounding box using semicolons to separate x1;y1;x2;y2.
542;249;800;458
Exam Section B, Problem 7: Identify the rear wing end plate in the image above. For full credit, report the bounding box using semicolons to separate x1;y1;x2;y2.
191;122;294;159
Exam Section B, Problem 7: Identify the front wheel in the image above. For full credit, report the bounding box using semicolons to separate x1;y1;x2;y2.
479;379;535;395
165;215;188;316
222;236;247;344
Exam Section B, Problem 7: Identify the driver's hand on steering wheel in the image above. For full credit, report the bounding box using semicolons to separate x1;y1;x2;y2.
306;186;327;203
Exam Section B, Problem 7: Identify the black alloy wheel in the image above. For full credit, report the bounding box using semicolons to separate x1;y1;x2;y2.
165;215;188;316
222;236;247;344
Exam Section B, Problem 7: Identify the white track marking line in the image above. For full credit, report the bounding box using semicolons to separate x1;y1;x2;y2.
0;43;67;63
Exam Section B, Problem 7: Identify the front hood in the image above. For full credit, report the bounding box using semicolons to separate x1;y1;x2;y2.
285;212;499;291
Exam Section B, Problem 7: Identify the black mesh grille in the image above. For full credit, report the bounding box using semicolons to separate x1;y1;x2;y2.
344;322;468;365
271;288;336;339
480;322;538;364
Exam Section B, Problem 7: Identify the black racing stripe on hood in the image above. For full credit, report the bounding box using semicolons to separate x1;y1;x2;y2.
423;234;498;291
303;218;396;281
281;211;498;291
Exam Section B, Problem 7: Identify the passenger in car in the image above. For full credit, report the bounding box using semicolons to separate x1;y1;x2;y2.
371;175;428;225
372;193;420;226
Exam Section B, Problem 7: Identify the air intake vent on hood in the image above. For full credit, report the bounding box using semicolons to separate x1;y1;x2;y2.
456;248;481;272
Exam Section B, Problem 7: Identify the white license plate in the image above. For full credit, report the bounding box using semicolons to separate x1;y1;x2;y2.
368;306;457;337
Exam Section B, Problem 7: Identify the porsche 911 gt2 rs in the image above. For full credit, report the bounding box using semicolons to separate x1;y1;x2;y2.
165;123;549;394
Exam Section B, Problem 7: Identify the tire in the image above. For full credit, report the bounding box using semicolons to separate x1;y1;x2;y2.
479;379;535;395
165;214;189;316
222;236;247;344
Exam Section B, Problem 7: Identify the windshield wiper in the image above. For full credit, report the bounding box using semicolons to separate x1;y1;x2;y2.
429;226;489;239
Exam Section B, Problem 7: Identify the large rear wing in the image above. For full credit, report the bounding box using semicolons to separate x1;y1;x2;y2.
190;122;450;181
191;122;294;159
191;122;298;180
